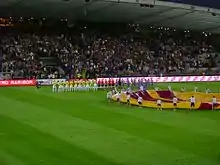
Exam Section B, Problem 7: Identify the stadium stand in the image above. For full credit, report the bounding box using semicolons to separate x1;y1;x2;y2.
0;24;219;79
0;0;220;80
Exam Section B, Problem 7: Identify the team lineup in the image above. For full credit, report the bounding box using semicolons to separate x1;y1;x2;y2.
51;80;98;92
37;79;219;111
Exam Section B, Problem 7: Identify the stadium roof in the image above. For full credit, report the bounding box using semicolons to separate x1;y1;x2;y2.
1;0;220;33
162;0;220;10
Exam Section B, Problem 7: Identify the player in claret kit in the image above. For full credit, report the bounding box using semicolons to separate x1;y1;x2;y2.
110;79;114;88
36;80;41;89
104;79;108;89
108;79;111;88
173;96;178;112
100;79;104;89
97;79;101;88
212;96;217;111
109;79;113;88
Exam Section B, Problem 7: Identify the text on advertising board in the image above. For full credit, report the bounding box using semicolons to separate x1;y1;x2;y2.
0;80;36;86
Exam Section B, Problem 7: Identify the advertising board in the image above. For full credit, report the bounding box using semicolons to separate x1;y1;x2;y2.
37;79;66;86
0;80;36;86
96;76;220;83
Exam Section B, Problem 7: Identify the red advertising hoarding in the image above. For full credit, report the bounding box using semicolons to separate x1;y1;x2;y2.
0;80;36;86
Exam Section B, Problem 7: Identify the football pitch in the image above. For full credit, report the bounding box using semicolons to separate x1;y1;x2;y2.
0;82;220;165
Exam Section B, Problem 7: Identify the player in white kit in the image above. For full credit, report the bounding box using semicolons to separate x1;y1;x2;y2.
78;83;82;91
52;81;57;92
194;86;198;92
107;91;112;103
126;93;131;106
69;82;74;92
74;83;78;91
93;82;98;91
116;92;121;103
138;96;143;107
212;96;217;111
58;82;64;92
64;82;69;92
189;96;195;110
205;88;211;94
121;89;125;94
181;87;185;93
168;85;172;91
127;87;131;93
140;85;144;91
156;99;162;111
114;87;118;94
155;87;159;91
173;96;178;111
85;82;90;91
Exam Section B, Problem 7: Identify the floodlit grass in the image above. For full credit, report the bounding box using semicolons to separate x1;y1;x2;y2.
0;82;220;165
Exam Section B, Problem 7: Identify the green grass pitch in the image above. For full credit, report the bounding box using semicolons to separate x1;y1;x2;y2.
0;82;220;165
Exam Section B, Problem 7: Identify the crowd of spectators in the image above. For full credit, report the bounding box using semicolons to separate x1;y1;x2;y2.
0;23;219;79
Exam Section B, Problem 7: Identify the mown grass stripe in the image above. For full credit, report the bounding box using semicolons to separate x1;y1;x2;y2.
0;150;28;165
3;87;220;160
0;95;218;165
0;115;121;165
4;87;220;135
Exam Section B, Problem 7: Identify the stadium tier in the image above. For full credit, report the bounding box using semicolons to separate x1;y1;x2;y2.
111;90;220;110
0;24;220;79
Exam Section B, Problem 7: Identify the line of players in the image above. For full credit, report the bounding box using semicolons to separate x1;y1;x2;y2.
52;80;98;92
107;90;218;111
156;86;211;94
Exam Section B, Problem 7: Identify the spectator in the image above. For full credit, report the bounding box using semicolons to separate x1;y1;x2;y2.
0;23;219;79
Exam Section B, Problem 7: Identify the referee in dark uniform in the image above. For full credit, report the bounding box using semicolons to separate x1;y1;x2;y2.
36;80;41;89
